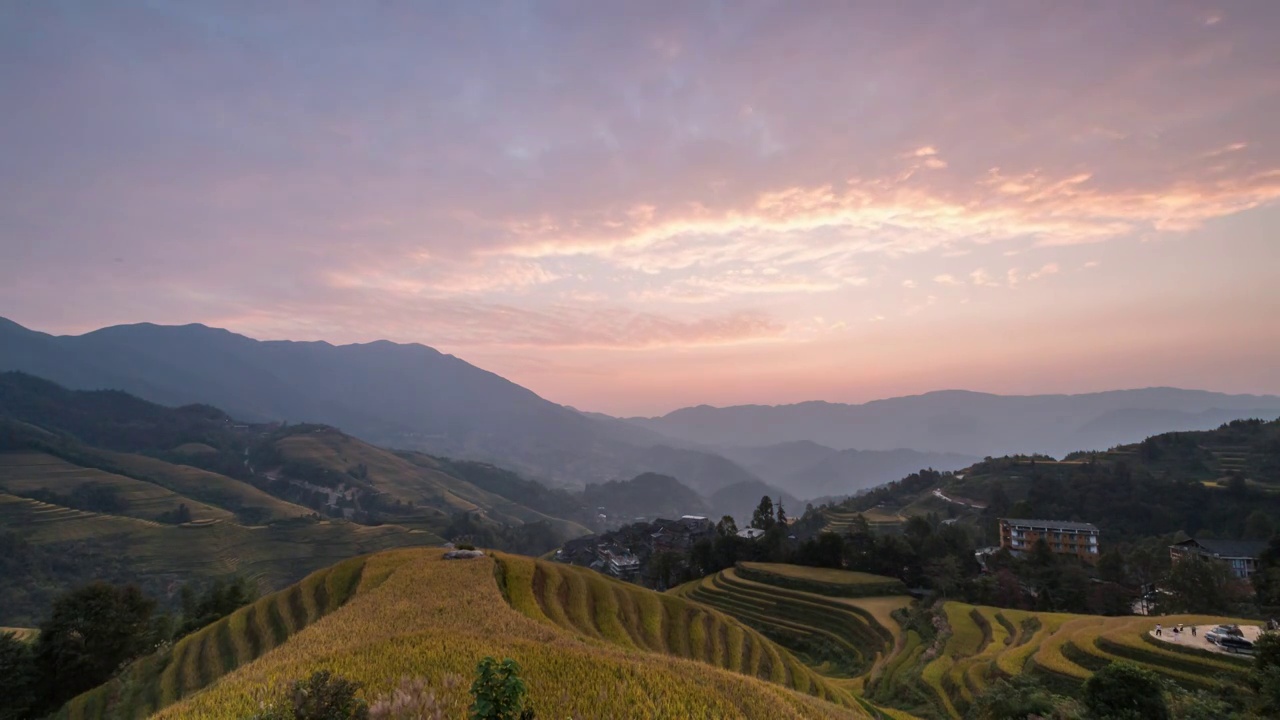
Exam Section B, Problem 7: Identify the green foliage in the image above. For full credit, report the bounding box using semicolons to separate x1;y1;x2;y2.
178;575;257;636
1083;662;1170;720
468;657;534;720
751;496;776;531
0;631;36;720
1247;631;1280;716
1161;553;1248;614
964;675;1085;720
253;671;370;720
32;582;157;712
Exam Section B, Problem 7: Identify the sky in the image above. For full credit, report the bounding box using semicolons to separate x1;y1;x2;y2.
2;1;1279;416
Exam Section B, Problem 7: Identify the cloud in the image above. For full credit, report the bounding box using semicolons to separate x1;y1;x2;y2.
902;279;917;289
1028;263;1061;281
933;274;962;286
970;268;1001;287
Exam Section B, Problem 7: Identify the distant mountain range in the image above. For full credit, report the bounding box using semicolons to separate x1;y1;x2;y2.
626;389;1280;460
0;318;781;517
718;442;979;500
5;317;1278;507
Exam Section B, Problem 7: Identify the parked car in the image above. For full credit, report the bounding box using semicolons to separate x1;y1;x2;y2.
1217;635;1255;654
1205;625;1244;644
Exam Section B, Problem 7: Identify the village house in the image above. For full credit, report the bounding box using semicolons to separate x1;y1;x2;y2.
1168;537;1268;579
999;518;1100;561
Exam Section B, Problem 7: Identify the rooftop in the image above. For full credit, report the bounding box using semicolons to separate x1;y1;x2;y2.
1172;538;1268;558
1001;518;1100;532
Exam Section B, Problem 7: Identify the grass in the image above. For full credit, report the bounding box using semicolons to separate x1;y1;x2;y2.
670;566;904;681
272;431;590;535
736;562;907;598
118;549;880;720
1;626;38;642
670;566;1268;720
54;555;375;720
0;452;235;523
0;488;440;627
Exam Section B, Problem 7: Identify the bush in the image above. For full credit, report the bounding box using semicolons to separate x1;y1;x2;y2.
253;670;369;720
1083;662;1169;720
456;543;477;551
469;657;534;720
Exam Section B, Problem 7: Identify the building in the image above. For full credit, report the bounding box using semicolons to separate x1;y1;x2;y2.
1169;538;1267;579
999;518;1100;561
737;527;766;540
596;544;641;579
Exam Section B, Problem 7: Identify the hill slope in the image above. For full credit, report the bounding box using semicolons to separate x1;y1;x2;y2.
629;389;1280;459
0;318;771;498
721;443;980;499
61;549;883;720
673;563;1260;719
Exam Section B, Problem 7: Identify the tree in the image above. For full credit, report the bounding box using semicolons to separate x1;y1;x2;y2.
1254;534;1280;606
750;496;775;531
715;515;738;538
1162;553;1246;614
1247;631;1280;716
1096;548;1127;585
0;632;36;720
1083;662;1169;720
252;670;369;720
33;582;157;711
1244;511;1274;540
775;498;787;527
966;675;1084;720
469;657;534;720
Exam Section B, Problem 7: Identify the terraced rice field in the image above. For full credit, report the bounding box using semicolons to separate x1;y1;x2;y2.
670;567;908;680
54;556;373;720
668;563;1263;720
1;626;38;642
737;562;907;597
823;507;907;535
0;452;234;523
134;549;879;720
912;606;1258;718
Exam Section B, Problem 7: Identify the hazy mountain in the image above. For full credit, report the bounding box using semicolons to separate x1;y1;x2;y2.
582;472;710;522
627;389;1280;459
0;318;771;498
720;442;979;499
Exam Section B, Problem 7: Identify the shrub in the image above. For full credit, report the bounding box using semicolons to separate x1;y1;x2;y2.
1083;662;1169;720
252;670;369;720
469;657;534;720
456;543;477;551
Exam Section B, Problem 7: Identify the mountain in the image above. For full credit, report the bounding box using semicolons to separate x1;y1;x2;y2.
582;472;709;524
720;442;979;499
0;318;774;500
813;418;1280;544
628;389;1280;459
0;371;616;624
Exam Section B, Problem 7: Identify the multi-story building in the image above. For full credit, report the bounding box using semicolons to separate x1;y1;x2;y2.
999;518;1100;561
1169;538;1267;579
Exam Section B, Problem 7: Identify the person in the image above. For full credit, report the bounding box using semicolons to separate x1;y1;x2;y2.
1155;623;1162;637
1172;626;1180;641
1191;625;1196;638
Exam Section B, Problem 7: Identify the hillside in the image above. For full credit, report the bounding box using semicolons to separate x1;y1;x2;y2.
581;472;709;521
58;548;889;720
629;389;1280;459
816;419;1280;544
0;319;776;501
0;374;615;625
721;444;980;500
672;563;1262;719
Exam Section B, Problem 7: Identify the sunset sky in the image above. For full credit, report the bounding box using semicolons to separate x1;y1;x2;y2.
2;1;1278;415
